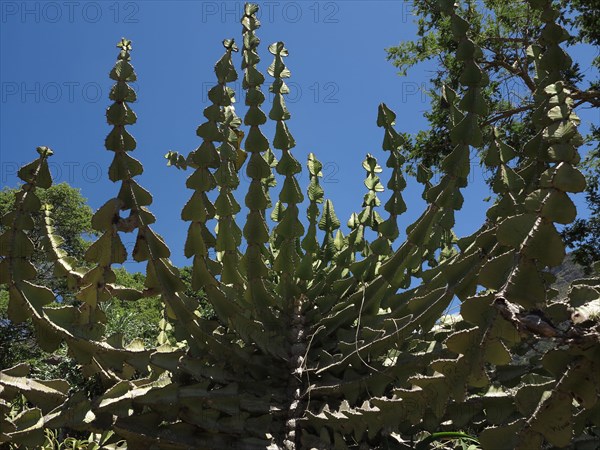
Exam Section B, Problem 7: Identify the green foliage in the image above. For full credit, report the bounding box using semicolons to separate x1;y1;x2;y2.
1;2;599;449
100;269;163;346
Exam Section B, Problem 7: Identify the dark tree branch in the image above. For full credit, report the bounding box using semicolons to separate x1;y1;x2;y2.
482;54;537;92
572;89;600;108
484;104;534;126
483;37;528;43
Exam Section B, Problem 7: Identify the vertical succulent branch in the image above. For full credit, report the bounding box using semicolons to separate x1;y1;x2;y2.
345;155;384;283
428;0;489;259
263;148;279;213
483;128;522;223
416;162;434;199
330;154;386;281
240;3;279;317
99;40;211;357
268;42;305;298
264;41;309;448
335;212;360;272
359;155;385;236
213;39;244;287
491;0;583;312
318;200;341;268
95;38;176;324
513;3;574;199
241;9;277;173
471;128;524;297
375;103;407;253
77;39;139;334
184;49;223;292
298;153;324;282
379;0;487;289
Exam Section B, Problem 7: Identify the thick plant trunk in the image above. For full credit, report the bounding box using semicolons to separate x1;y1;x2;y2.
284;295;306;449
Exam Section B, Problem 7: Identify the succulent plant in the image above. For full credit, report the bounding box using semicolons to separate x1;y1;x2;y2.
1;2;598;449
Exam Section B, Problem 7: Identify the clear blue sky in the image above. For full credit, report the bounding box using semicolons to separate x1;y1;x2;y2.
1;1;597;270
